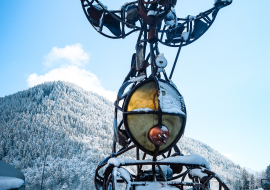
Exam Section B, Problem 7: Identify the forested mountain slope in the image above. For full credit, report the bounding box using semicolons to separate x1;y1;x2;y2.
0;81;241;189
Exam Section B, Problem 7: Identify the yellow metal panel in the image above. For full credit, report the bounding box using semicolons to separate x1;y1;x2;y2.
127;81;159;111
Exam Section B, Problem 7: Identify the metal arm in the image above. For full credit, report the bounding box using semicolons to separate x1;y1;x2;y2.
81;0;147;39
158;0;232;47
159;0;232;79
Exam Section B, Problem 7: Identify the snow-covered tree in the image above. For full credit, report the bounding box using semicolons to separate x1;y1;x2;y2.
241;169;249;189
266;165;270;180
250;174;255;190
0;81;245;190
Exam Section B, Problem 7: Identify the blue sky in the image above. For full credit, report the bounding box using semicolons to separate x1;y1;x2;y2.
0;0;269;172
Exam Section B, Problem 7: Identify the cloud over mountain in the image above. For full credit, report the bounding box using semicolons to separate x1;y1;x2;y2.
27;44;116;102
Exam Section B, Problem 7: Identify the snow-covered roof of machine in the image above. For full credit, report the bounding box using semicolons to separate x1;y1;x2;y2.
107;154;210;169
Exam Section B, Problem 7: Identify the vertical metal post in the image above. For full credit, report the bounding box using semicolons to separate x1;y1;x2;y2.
136;147;140;175
169;43;182;79
121;6;125;38
143;25;147;58
167;148;172;157
113;108;118;154
152;146;159;181
150;43;155;76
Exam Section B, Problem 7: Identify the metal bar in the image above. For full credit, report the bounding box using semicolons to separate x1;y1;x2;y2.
167;148;172;157
114;101;123;111
112;167;118;190
160;25;167;41
152;146;159;181
170;169;190;181
152;164;156;181
99;10;105;33
131;181;203;187
138;152;147;171
137;26;144;44
113;141;117;154
157;164;167;181
162;70;170;82
123;28;141;37
115;144;136;157
123;111;186;118
93;0;145;31
202;17;211;24
157;8;219;48
143;24;147;57
180;168;190;183
158;21;188;33
173;145;181;154
123;110;158;114
81;0;145;40
150;43;155;76
121;6;126;38
155;43;160;55
117;120;123;130
136;147;140;175
166;23;180;45
205;15;212;23
113;108;118;154
145;52;150;62
188;21;192;43
169;43;182;79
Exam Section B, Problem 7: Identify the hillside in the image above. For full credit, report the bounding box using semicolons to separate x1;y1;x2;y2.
0;81;241;189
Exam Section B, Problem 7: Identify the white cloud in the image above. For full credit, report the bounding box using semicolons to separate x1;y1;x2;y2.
27;44;116;102
222;153;234;158
44;44;90;67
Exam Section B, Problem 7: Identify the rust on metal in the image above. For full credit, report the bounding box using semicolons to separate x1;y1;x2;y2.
148;26;158;43
138;0;169;25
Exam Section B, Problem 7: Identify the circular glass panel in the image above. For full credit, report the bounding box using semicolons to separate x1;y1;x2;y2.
124;79;186;155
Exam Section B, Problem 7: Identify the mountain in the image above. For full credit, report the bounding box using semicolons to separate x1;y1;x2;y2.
179;137;242;188
0;81;242;189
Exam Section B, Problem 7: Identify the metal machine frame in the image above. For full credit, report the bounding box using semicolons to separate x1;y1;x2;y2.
80;0;233;189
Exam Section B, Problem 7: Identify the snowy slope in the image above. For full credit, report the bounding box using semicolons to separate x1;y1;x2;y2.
178;137;242;189
0;81;241;189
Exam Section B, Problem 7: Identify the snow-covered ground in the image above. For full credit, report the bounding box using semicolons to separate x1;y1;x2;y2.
0;176;24;190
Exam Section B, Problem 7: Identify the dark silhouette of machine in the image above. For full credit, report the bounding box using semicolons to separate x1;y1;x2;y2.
0;160;25;190
262;179;270;190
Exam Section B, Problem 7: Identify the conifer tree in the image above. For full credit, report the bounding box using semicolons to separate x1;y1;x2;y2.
266;165;270;180
250;174;255;190
241;169;249;189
